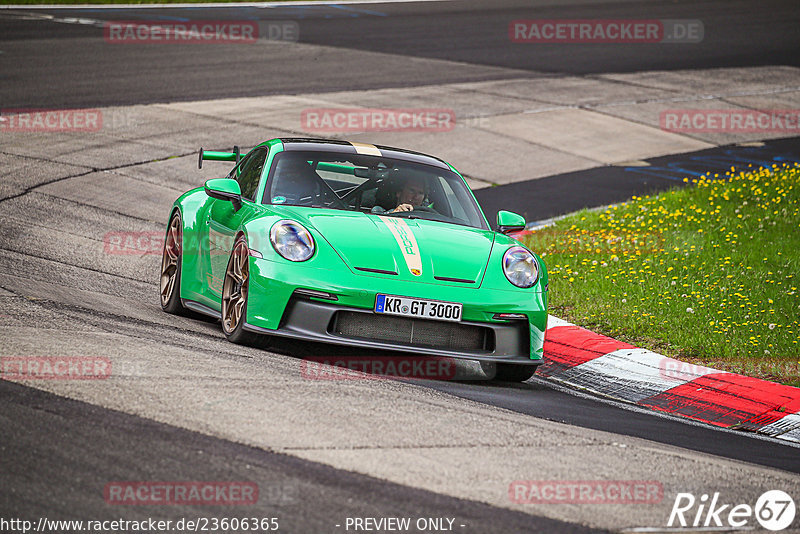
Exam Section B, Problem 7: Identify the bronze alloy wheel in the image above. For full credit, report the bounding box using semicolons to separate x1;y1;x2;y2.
160;213;182;308
222;237;250;334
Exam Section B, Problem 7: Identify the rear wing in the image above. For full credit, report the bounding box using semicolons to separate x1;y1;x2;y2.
198;146;241;169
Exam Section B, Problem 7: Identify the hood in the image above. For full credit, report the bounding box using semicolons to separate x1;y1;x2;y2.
296;209;495;286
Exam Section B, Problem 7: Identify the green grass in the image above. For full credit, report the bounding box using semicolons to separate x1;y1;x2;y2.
522;163;800;387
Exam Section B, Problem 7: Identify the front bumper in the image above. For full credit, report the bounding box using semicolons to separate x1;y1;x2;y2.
245;257;547;363
243;297;539;364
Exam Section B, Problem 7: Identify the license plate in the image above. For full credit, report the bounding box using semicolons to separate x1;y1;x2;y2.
374;294;462;322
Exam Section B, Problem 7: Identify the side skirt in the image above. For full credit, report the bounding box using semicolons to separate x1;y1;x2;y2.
181;299;221;319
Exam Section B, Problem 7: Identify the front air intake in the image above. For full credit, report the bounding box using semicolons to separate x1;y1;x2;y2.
331;311;492;352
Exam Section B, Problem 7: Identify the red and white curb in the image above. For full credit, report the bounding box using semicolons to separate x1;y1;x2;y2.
542;316;800;444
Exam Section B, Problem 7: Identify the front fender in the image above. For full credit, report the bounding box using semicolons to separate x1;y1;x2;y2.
241;215;351;329
481;234;548;359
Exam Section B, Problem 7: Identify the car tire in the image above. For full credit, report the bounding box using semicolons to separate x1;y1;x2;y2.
481;361;537;383
160;211;188;315
221;235;265;347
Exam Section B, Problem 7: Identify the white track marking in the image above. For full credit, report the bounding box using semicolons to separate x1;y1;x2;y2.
546;315;574;329
559;348;723;403
759;413;800;442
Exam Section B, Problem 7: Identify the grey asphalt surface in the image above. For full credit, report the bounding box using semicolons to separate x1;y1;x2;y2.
1;380;602;533
1;0;798;108
418;378;800;475
2;1;800;532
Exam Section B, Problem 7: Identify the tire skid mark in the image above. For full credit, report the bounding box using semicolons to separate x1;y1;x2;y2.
0;149;196;204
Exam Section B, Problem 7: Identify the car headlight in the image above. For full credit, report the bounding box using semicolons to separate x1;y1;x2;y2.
502;246;539;288
270;220;315;261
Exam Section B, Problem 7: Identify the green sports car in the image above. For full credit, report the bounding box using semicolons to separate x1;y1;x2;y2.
160;138;547;382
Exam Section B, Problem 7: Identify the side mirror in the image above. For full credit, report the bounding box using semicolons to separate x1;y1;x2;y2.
204;178;243;211
497;210;525;234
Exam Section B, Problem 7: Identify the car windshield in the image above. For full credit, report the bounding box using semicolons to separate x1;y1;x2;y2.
265;150;488;230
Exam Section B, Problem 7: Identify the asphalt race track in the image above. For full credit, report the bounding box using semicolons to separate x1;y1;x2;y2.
1;1;800;532
1;380;596;533
1;0;799;108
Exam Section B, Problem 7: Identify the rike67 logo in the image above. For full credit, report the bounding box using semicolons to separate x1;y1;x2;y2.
668;490;796;531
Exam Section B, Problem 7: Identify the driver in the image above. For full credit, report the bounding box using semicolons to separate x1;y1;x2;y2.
390;177;427;213
372;177;429;214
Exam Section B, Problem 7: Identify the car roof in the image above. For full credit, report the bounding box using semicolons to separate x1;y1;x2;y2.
277;138;452;171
